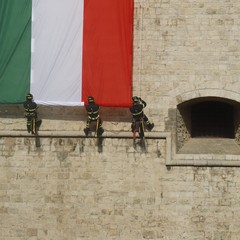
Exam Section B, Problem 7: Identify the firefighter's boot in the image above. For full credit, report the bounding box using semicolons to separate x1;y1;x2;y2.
84;128;90;136
147;123;154;131
97;127;104;136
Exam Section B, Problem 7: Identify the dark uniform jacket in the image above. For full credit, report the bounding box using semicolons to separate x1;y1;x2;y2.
85;103;100;121
24;100;38;117
129;99;147;120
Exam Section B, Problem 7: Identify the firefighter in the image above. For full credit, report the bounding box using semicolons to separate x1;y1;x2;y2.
129;96;154;131
23;93;38;133
84;96;104;136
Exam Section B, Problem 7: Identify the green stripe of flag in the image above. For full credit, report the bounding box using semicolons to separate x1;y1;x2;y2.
0;0;31;103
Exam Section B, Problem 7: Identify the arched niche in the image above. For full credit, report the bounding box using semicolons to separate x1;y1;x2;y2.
176;96;240;151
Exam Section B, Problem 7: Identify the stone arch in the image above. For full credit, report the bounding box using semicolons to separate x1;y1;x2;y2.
175;88;240;106
175;90;240;151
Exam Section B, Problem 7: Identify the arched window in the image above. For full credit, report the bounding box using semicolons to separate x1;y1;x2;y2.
191;101;234;138
168;96;240;165
176;97;240;153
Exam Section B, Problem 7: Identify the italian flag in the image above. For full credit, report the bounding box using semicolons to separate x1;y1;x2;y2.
0;0;133;107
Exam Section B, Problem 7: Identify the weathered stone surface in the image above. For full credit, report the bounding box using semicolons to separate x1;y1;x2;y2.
0;136;239;239
2;0;240;239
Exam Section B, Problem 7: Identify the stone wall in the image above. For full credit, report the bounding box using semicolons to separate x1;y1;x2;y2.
1;137;240;240
2;0;240;239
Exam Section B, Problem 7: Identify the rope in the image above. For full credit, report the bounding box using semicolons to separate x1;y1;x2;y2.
138;2;143;97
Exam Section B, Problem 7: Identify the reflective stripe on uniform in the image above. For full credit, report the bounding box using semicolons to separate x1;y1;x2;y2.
87;110;99;115
132;110;143;116
88;115;99;121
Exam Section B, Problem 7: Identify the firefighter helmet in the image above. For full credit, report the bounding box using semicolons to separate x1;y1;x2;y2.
88;96;94;103
132;96;139;103
26;93;33;100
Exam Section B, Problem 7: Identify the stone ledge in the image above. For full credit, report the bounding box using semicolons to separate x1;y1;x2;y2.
0;130;172;164
172;154;240;166
0;130;170;139
167;137;240;167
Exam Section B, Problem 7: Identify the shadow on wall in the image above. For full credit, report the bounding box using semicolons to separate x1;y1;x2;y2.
0;104;131;122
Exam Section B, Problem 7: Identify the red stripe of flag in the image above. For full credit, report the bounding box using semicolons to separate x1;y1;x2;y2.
82;0;133;107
